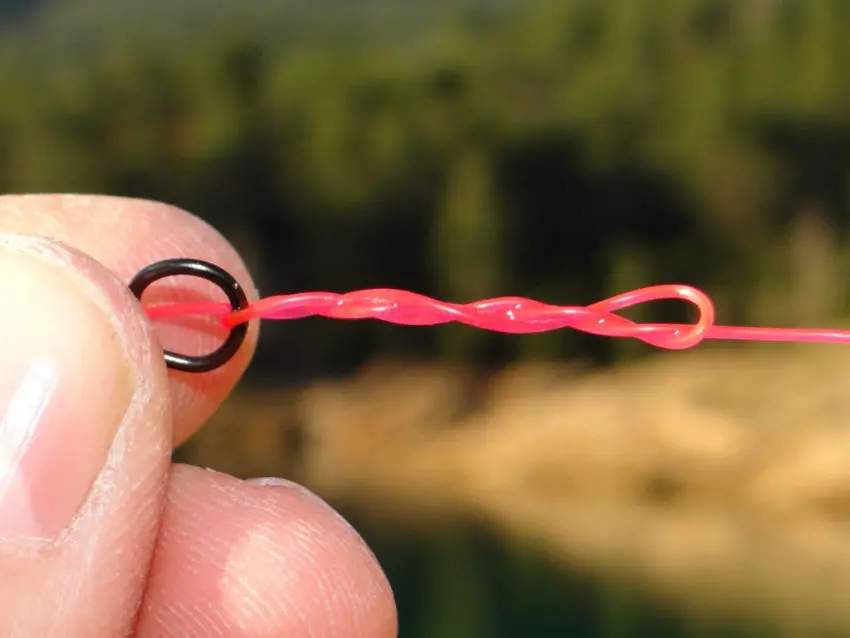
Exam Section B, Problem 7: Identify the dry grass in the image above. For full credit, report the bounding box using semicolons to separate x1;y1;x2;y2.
194;344;850;515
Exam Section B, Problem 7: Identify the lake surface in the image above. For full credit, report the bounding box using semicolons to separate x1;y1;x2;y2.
344;510;847;638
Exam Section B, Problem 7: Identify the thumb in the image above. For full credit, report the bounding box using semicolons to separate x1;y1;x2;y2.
0;234;172;636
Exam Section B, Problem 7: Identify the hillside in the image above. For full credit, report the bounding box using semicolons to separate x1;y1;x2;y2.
2;0;524;64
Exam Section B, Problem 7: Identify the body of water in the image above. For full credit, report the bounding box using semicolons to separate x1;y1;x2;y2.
347;511;847;638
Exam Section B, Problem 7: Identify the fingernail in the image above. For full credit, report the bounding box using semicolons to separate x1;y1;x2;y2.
245;476;293;487
0;241;133;540
244;477;296;488
243;477;338;514
244;477;323;502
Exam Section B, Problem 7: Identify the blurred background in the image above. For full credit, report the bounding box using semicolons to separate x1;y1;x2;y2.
4;0;850;635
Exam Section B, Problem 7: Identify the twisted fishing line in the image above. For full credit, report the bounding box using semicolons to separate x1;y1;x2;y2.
141;283;850;350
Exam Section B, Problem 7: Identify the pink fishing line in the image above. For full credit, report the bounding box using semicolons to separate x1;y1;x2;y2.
142;283;850;351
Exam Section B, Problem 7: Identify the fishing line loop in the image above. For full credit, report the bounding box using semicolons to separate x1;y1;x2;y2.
131;257;850;374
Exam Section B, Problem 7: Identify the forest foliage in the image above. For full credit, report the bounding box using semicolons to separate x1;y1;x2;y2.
2;0;849;378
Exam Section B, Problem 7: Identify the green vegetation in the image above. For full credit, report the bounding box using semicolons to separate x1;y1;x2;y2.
2;0;849;378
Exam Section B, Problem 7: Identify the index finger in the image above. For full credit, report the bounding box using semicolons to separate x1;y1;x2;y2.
0;194;260;447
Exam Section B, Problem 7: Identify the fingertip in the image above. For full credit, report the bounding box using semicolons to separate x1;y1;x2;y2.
0;234;172;635
0;194;261;445
138;466;398;638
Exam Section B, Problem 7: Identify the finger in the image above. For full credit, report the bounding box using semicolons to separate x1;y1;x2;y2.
0;194;260;447
135;466;398;637
0;235;171;636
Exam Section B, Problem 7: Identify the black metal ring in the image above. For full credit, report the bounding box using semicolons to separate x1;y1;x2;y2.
129;258;250;373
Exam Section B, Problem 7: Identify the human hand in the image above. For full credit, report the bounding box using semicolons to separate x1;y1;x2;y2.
0;195;398;637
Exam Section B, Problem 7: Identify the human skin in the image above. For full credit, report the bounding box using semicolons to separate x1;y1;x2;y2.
0;194;398;637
